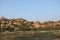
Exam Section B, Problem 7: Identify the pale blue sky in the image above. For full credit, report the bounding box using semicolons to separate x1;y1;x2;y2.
0;0;60;22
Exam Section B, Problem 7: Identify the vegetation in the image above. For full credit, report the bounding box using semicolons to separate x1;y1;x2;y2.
0;16;60;32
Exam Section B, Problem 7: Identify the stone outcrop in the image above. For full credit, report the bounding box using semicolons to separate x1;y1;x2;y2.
0;16;60;31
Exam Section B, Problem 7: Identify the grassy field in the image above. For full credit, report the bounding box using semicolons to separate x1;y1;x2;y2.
0;30;60;40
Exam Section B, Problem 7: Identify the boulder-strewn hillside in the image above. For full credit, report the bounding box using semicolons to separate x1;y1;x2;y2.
0;16;60;32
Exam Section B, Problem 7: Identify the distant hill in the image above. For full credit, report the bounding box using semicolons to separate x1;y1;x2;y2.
0;16;60;32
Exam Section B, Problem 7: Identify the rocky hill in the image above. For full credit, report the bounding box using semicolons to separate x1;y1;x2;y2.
0;16;60;32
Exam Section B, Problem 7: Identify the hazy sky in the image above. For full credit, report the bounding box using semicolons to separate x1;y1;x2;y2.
0;0;60;22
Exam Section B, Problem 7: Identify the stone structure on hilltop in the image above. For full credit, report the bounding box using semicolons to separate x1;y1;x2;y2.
34;21;41;28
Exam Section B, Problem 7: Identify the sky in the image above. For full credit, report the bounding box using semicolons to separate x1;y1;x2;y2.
0;0;60;22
